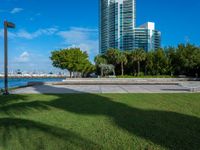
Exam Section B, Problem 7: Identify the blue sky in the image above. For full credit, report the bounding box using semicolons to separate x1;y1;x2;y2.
0;0;200;72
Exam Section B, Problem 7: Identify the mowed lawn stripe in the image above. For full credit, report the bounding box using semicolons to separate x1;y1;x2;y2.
0;93;199;150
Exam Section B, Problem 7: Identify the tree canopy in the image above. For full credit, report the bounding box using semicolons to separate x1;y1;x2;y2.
50;48;95;78
94;44;200;77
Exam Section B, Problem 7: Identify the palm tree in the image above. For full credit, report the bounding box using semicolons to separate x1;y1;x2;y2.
94;55;107;77
130;49;146;76
116;52;128;76
94;55;107;66
105;48;120;65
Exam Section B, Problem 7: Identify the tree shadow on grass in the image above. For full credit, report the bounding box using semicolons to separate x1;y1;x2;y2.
1;85;200;150
0;117;100;150
45;92;200;150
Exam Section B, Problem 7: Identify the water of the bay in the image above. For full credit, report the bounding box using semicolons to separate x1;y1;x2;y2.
0;78;65;89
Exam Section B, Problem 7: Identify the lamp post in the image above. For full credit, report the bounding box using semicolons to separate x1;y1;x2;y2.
3;21;15;95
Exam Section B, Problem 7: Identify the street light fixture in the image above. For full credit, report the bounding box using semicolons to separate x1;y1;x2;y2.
3;21;15;95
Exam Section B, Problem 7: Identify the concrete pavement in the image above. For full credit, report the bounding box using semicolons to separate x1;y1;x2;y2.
11;84;194;94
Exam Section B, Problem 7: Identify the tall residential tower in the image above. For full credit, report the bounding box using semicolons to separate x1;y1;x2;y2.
99;0;161;53
100;0;136;53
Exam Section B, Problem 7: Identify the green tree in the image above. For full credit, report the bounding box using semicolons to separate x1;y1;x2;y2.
146;51;154;75
94;55;107;66
50;49;72;77
93;43;200;77
105;48;120;65
116;52;128;76
82;61;96;77
165;47;177;76
130;49;146;76
94;55;107;77
153;48;168;75
176;44;200;76
50;48;91;78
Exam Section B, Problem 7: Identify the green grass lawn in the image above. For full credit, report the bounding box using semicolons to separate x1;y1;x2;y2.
0;93;200;150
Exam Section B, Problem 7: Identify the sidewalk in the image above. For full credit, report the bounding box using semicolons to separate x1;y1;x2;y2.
11;84;193;94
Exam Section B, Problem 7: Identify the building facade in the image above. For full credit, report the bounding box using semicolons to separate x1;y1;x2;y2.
99;0;136;53
133;22;161;52
99;0;161;53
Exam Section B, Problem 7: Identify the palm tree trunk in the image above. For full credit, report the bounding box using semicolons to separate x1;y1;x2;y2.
101;67;103;77
121;62;124;76
138;61;140;76
70;71;72;78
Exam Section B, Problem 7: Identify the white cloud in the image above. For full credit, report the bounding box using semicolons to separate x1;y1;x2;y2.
0;27;99;71
17;28;58;39
15;51;30;62
57;27;99;58
10;8;23;14
7;51;61;73
0;27;58;39
29;13;41;21
0;29;16;38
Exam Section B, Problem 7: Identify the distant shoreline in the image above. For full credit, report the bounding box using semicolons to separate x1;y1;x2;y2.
0;75;67;79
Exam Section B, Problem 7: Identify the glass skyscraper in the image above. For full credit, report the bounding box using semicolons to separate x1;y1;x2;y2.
134;22;161;52
100;0;136;53
99;0;161;54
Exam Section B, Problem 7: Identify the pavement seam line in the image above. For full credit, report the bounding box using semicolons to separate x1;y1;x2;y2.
119;85;129;93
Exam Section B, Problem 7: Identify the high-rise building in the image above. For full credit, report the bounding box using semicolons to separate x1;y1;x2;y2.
99;0;136;53
99;0;161;54
133;22;161;52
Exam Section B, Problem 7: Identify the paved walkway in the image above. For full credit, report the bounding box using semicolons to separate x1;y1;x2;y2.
11;84;194;94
